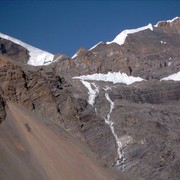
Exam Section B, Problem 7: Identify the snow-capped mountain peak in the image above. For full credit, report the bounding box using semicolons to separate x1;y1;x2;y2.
72;23;154;58
0;32;54;66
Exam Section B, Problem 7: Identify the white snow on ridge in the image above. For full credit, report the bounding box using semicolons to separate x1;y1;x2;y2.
167;17;180;23
73;72;144;85
89;41;103;51
0;32;54;66
107;23;153;46
161;71;180;81
155;17;180;27
72;41;103;58
71;53;77;59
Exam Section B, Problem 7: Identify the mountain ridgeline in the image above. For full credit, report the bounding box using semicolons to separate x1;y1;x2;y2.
0;17;180;180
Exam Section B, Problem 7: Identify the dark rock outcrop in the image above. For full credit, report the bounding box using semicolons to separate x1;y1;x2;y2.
0;38;29;64
109;80;180;104
0;95;6;124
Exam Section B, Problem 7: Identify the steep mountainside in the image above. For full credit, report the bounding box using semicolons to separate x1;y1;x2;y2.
0;17;180;180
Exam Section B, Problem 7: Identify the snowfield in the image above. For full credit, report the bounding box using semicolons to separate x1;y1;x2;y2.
73;72;144;85
161;71;180;81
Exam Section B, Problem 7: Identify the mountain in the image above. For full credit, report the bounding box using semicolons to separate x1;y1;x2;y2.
0;17;180;180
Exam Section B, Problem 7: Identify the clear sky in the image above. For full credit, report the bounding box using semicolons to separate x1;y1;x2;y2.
1;0;179;57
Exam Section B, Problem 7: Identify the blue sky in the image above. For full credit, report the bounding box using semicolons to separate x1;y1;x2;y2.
1;0;179;56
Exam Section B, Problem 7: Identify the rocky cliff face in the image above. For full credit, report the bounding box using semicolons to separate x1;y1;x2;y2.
88;80;180;179
0;55;118;166
0;95;6;124
0;17;180;180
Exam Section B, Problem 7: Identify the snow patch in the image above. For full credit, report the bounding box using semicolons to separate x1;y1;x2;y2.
73;72;144;85
168;58;172;66
107;23;153;45
160;41;167;44
81;81;99;106
0;32;54;66
71;53;77;59
161;72;180;81
89;41;103;51
168;62;172;66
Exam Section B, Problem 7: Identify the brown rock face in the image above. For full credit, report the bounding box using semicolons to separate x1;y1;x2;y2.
0;55;118;166
51;17;179;179
155;17;180;34
0;17;180;180
92;80;180;180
